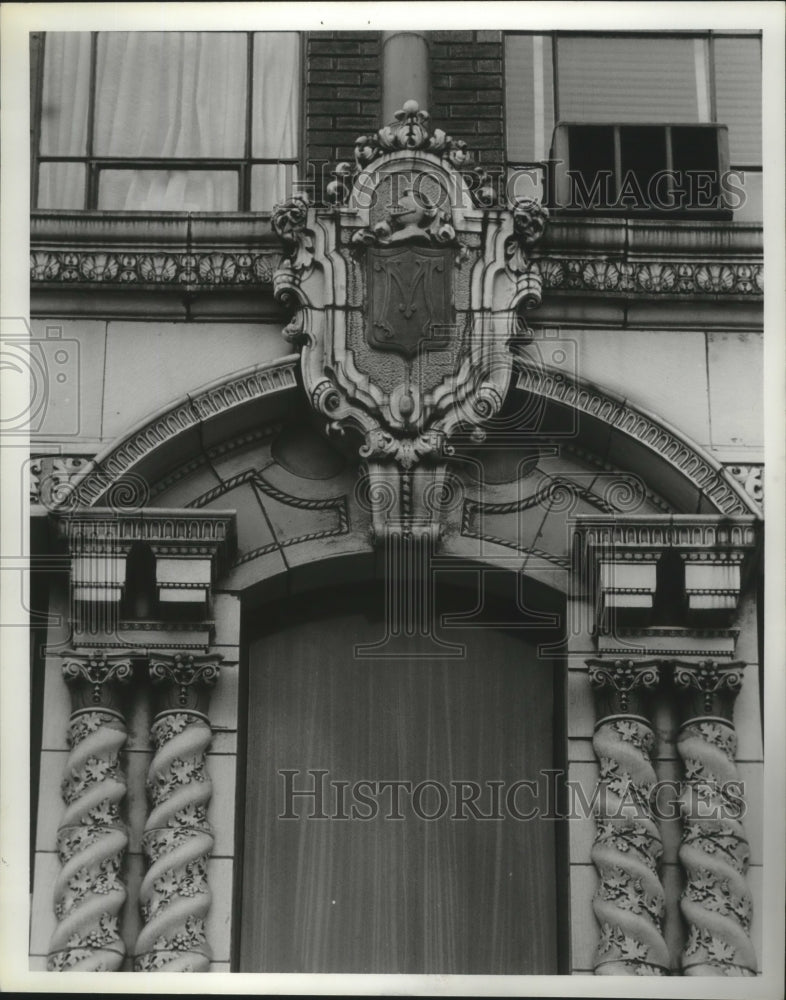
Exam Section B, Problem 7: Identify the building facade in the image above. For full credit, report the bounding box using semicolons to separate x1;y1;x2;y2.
26;28;764;978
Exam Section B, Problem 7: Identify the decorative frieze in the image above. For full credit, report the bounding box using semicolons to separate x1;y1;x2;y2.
30;250;281;287
29;247;762;300
48;650;135;971
532;257;762;297
586;659;670;975
135;653;221;972
672;660;756;976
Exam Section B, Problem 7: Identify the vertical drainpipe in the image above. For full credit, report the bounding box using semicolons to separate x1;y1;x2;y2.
381;31;430;121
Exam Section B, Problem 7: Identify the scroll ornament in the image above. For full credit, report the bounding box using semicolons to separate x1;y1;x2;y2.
674;660;756;976
48;652;134;971
135;654;220;972
587;659;670;975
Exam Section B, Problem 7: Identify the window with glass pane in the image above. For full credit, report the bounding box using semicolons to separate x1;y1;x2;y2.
33;31;300;211
504;31;762;221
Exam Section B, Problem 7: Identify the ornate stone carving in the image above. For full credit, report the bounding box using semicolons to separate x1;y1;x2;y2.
272;105;547;545
587;659;660;715
587;659;669;975
672;660;756;976
673;660;745;717
29;248;763;297
48;651;135;971
353;101;469;172
532;256;762;297
30;249;281;287
30;455;90;508
352;188;456;247
135;653;221;972
271;194;314;272
724;464;763;509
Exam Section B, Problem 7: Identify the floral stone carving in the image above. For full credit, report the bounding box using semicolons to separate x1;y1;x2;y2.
48;651;134;971
587;659;670;975
673;660;756;976
135;654;221;972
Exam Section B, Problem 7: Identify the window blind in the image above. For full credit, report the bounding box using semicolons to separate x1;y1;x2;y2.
713;36;762;164
556;35;701;123
505;34;555;161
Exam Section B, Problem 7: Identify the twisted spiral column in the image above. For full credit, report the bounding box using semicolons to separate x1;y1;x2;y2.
48;650;134;971
587;659;670;975
135;653;221;972
673;660;756;976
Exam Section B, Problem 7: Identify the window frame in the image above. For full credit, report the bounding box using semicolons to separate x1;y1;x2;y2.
31;29;305;213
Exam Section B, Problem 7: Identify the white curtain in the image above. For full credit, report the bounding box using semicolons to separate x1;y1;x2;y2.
94;32;245;211
251;32;300;210
38;32;91;208
38;31;300;211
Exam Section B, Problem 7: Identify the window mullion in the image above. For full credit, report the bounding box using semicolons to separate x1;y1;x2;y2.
613;126;622;204
30;31;45;208
85;32;99;208
708;31;718;122
243;32;253;210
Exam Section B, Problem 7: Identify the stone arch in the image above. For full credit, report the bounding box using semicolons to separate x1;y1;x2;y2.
62;356;758;532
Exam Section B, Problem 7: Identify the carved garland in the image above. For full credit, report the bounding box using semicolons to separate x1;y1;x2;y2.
135;654;221;972
673;660;756;976
48;651;135;971
587;659;670;975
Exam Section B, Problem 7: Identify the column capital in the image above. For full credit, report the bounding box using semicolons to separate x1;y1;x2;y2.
586;657;661;716
149;651;221;716
60;648;136;713
672;658;746;720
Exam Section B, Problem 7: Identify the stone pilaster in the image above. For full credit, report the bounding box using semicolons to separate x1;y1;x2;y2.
673;659;756;976
48;650;135;971
586;658;670;975
134;653;221;972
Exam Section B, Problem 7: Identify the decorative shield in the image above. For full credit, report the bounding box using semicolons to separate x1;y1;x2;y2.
367;246;453;359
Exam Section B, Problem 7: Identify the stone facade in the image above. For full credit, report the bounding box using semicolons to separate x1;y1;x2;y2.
19;25;768;983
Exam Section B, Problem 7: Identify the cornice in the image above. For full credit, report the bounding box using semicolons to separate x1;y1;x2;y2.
573;515;759;551
52;508;236;553
30;211;762;302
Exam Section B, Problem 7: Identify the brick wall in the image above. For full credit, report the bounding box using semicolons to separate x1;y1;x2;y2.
305;31;505;198
306;32;382;198
430;31;505;177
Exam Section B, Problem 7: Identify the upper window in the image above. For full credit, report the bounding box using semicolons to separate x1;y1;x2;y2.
32;31;301;212
504;31;762;220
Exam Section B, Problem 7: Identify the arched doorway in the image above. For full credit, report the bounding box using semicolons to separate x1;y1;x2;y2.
237;571;567;974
